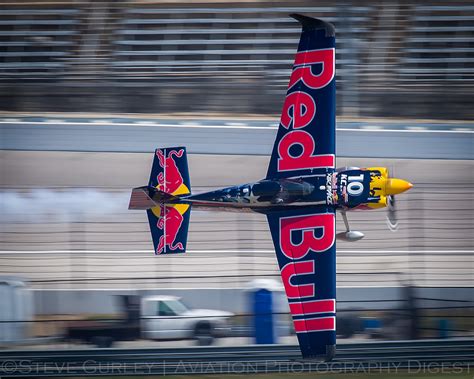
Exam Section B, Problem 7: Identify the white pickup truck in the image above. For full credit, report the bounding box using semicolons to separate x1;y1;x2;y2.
141;296;233;345
66;295;234;347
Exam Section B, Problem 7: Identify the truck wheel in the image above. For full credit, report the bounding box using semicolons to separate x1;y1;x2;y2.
92;336;114;348
194;322;214;346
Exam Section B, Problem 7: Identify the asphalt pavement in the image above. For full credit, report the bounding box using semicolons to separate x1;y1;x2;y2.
1;115;473;159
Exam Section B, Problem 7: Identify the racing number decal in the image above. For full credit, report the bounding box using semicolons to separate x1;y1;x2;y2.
347;174;364;196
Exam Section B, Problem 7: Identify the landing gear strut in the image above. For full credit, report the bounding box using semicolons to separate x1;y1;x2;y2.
336;211;364;242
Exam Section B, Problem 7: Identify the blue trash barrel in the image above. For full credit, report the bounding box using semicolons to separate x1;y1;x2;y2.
252;288;274;344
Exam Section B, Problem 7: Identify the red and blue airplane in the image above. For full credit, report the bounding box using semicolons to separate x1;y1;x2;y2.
129;14;412;361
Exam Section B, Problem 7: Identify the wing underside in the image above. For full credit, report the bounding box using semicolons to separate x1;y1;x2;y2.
266;15;336;180
266;206;336;360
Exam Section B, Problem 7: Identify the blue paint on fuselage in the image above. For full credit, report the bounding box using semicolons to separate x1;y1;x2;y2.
176;169;379;213
182;176;326;210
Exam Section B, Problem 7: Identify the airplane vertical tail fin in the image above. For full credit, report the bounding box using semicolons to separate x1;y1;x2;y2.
128;186;179;210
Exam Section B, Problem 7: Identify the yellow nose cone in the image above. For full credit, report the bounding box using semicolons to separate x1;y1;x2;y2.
385;178;413;195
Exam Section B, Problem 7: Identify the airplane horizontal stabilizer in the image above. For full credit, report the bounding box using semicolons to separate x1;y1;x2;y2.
147;204;191;255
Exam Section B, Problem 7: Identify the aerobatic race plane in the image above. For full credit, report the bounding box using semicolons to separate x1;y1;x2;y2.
129;14;412;361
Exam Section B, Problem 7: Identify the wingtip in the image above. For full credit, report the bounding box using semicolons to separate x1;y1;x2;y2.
290;14;335;37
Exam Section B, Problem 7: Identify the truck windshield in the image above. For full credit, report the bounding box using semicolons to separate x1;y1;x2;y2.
167;299;189;315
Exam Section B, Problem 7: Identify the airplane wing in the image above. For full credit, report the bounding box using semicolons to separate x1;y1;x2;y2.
266;15;336;180
267;206;336;360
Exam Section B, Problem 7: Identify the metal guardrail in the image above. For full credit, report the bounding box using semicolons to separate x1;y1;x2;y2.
0;339;473;376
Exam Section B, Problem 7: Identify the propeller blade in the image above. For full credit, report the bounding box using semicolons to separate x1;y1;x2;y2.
386;195;399;231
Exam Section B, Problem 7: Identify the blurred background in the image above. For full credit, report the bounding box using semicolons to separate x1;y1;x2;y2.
0;0;473;353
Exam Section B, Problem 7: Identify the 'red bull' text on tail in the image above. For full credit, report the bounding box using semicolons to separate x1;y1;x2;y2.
128;147;192;255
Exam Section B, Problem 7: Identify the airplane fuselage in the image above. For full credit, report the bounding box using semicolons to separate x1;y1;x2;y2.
175;167;412;213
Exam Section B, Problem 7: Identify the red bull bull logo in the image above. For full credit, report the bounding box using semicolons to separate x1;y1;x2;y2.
156;149;190;196
152;204;189;254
